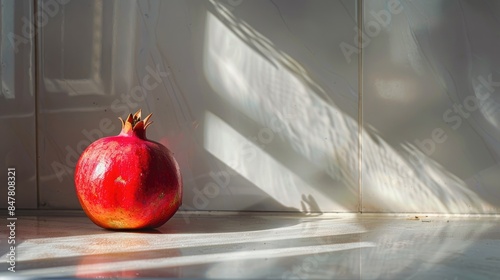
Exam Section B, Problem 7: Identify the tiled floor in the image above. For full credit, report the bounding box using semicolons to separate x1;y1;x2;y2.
1;212;500;279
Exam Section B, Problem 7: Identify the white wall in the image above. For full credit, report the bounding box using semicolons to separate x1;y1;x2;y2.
0;0;37;209
2;0;500;214
362;0;500;213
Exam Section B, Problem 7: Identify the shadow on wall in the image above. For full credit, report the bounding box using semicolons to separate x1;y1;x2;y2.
363;0;500;213
403;0;500;211
202;0;498;214
201;0;359;213
26;0;500;213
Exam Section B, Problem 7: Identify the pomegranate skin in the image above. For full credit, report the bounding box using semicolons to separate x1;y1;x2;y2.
74;111;182;230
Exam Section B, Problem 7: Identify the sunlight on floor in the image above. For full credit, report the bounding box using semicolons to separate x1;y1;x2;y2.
1;213;498;278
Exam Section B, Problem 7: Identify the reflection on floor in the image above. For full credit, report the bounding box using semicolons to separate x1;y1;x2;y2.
1;212;499;279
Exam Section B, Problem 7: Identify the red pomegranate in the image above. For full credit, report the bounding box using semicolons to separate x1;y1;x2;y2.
74;110;182;229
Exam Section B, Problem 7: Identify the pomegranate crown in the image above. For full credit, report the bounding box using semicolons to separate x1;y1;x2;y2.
118;109;153;138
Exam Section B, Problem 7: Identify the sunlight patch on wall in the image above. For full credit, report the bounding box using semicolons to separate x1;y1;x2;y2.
202;10;359;211
203;111;344;211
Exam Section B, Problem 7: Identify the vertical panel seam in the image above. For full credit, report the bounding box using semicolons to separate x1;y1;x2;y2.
357;0;363;214
34;0;40;209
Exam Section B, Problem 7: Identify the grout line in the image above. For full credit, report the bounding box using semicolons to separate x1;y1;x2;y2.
33;0;40;209
357;0;364;214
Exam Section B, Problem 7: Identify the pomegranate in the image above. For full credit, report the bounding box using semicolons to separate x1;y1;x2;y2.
74;110;182;229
